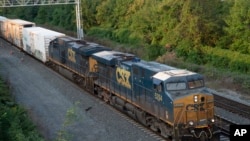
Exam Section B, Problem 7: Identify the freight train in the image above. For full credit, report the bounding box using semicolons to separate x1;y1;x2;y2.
0;16;220;141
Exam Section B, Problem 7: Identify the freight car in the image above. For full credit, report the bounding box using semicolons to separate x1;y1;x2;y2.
22;27;65;62
0;16;220;141
4;19;35;48
0;16;7;38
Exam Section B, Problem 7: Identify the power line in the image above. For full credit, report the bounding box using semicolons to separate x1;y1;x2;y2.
0;0;84;39
0;0;76;7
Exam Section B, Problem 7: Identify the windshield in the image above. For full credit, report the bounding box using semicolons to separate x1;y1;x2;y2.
188;80;204;89
166;82;186;90
166;79;204;91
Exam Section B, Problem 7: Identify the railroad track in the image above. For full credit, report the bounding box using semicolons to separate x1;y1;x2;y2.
215;114;238;141
214;93;250;141
214;94;250;119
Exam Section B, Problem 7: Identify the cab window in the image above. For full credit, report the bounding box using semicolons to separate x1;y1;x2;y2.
154;83;162;92
188;80;204;89
166;82;186;91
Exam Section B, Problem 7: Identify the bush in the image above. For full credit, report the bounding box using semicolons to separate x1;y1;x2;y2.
87;27;113;39
0;78;44;141
203;47;250;74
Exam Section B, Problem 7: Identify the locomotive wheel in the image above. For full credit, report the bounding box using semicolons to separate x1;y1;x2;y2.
103;92;111;103
45;61;52;66
146;117;158;132
159;122;170;138
109;96;116;106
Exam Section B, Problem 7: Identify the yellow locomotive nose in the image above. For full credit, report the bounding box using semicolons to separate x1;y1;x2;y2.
174;93;214;128
173;92;217;140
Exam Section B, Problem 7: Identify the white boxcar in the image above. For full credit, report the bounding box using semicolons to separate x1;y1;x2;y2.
5;19;35;48
22;27;65;62
0;16;7;38
22;27;45;55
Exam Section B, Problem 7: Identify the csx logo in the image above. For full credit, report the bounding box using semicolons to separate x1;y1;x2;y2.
186;103;205;111
116;67;131;89
68;48;76;63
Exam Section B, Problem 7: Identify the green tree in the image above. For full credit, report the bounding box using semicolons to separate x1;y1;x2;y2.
50;5;75;30
81;0;102;29
224;0;250;54
35;6;52;24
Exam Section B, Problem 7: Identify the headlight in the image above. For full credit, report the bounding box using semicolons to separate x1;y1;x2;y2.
194;95;198;103
211;119;215;123
189;121;194;126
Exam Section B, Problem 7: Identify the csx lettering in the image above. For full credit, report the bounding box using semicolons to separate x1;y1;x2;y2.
154;93;162;102
234;129;247;136
68;48;76;63
186;103;205;111
116;67;131;89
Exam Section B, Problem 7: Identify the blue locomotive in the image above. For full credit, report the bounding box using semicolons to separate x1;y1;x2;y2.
48;36;110;86
48;37;220;141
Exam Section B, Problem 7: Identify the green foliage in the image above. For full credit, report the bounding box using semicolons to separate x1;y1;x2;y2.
0;0;249;73
87;27;113;38
203;47;250;73
224;0;250;54
145;44;162;60
81;0;102;28
35;6;53;24
50;5;75;30
83;0;228;60
0;7;38;21
0;78;44;141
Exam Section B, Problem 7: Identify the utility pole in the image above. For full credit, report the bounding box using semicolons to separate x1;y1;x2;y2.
75;0;84;39
0;0;84;39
